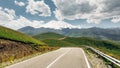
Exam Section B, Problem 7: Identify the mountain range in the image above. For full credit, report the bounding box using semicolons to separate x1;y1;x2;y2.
18;26;120;41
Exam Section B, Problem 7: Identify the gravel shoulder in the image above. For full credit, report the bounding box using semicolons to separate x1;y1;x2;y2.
85;49;110;68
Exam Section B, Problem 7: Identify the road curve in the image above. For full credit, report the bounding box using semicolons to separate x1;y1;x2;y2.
6;47;91;68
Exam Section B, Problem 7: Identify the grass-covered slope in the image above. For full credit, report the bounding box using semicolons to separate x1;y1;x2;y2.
0;26;45;45
34;32;120;60
42;39;75;47
0;26;57;64
33;32;64;40
63;37;120;48
63;37;120;60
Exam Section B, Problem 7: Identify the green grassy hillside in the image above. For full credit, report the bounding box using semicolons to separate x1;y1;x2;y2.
63;37;120;60
0;26;45;45
63;37;120;48
0;26;57;64
34;32;120;60
42;39;75;47
33;32;64;40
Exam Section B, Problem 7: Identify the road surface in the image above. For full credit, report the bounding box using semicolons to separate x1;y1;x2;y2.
6;47;91;68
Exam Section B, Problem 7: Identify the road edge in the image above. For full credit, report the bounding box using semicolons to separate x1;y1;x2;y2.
81;49;91;68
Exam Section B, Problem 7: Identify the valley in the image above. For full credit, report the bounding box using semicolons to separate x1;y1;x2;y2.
0;26;119;68
0;0;120;68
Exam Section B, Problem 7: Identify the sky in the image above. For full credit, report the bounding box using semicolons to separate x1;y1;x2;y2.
0;0;120;30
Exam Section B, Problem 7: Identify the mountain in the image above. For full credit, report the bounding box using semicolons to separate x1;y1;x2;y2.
33;32;65;40
18;26;120;41
62;27;120;41
18;26;62;35
40;20;81;29
0;26;47;63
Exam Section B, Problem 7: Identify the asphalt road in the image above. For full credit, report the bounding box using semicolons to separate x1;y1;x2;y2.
6;47;91;68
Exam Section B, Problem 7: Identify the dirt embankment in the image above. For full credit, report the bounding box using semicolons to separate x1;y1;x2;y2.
0;39;36;63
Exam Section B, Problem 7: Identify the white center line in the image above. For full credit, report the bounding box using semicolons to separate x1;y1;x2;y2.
81;49;91;68
46;49;71;68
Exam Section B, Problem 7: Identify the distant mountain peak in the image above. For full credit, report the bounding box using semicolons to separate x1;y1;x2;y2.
18;21;81;30
18;26;120;41
41;20;81;30
23;26;34;29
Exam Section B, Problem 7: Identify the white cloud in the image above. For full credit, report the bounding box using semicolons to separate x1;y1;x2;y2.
52;0;120;24
42;20;81;29
87;18;101;24
0;7;44;29
0;7;15;21
0;7;80;30
111;16;120;23
26;0;51;16
0;7;16;29
4;16;45;29
14;0;25;7
31;20;44;28
54;9;63;21
0;7;16;26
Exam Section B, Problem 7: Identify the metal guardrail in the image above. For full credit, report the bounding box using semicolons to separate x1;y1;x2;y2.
86;46;120;67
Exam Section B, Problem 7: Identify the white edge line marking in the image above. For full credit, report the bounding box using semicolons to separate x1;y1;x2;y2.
46;49;71;68
81;49;91;68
